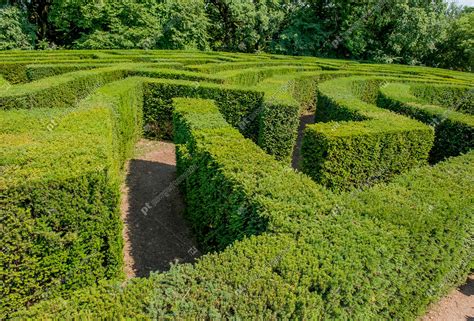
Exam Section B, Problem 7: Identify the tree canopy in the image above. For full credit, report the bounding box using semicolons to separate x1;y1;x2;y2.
0;0;472;70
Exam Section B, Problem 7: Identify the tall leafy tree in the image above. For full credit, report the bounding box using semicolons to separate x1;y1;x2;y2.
49;0;209;50
72;0;163;49
368;0;450;64
0;5;35;50
0;0;471;71
157;0;210;50
271;0;452;64
270;1;329;56
432;7;473;71
206;0;287;52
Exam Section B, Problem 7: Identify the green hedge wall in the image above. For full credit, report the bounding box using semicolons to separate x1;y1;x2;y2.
143;79;263;140
0;75;9;90
11;96;473;319
343;153;474;316
143;78;299;161
0;60;136;84
411;83;473;115
2;50;473;319
257;101;300;161
0;63;301;163
172;98;333;250
0;78;143;318
25;64;105;81
0;67;128;110
219;65;321;87
0;62;29;84
301;76;434;190
377;82;474;162
0;65;219;110
186;60;322;74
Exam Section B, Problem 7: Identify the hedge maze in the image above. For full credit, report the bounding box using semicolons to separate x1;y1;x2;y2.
1;50;473;319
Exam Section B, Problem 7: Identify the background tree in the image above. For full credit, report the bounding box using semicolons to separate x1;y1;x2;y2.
206;0;286;52
432;7;473;71
72;0;163;49
0;5;35;50
157;0;210;50
0;0;472;71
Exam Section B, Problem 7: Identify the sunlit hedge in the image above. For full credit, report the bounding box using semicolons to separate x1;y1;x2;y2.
1;50;472;319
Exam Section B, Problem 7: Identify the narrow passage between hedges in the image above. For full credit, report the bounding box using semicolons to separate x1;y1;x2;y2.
121;139;201;278
291;111;474;320
292;112;314;169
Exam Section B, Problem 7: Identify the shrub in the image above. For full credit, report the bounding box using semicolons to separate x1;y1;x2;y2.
11;99;473;319
411;83;473;115
301;76;434;190
144;78;299;161
1;50;472;320
0;66;128;110
377;82;474;162
219;65;321;87
0;78;143;317
0;62;30;84
25;64;104;81
172;98;333;250
0;65;218;110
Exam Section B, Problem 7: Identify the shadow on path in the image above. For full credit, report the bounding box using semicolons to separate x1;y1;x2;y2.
121;140;200;278
459;276;474;296
291;113;315;169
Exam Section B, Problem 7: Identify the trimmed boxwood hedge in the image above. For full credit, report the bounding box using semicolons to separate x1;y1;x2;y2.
411;83;473;115
11;97;473;320
0;66;129;110
143;78;300;161
377;82;474;162
185;60;324;74
301;76;434;191
1;50;473;319
0;77;143;317
218;65;322;86
0;58;131;84
0;62;30;84
172;98;334;250
0;75;9;90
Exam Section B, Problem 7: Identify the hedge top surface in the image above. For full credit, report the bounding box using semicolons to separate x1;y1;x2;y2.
379;82;474;123
0;77;143;189
11;95;474;318
1;50;473;319
315;76;434;133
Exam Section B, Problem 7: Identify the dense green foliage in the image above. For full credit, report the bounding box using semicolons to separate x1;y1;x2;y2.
434;8;474;71
0;66;127;109
1;1;472;70
1;50;473;319
0;5;35;50
10;96;474;319
67;0;209;50
173;98;333;250
143;77;300;161
0;77;143;315
301;76;434;191
378;82;474;162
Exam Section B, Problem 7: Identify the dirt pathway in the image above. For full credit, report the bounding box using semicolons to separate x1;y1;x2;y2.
121;140;472;320
421;275;473;321
121;139;200;278
291;112;314;169
291;114;473;320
